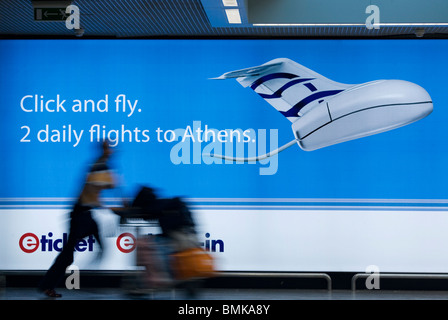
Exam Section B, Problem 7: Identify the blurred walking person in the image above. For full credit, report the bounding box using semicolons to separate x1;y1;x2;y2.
38;141;116;298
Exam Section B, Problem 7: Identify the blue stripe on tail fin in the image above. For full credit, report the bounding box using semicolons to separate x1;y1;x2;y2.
213;58;351;122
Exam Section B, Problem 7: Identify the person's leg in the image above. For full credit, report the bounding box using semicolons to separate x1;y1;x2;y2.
38;212;102;297
38;230;78;296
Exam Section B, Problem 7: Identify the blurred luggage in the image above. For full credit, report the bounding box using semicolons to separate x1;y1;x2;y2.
121;186;215;294
130;187;195;234
136;234;173;289
171;247;215;281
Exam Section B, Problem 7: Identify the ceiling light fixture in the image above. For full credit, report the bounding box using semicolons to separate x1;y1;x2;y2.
225;9;242;24
222;0;238;6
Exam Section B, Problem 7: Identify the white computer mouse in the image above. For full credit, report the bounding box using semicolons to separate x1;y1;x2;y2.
212;58;432;159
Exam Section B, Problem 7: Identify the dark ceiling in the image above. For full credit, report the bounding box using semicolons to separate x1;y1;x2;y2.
0;0;447;38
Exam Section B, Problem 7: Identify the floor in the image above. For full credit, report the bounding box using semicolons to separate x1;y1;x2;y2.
2;287;448;300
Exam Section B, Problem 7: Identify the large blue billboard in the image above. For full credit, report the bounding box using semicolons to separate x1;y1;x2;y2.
1;39;447;202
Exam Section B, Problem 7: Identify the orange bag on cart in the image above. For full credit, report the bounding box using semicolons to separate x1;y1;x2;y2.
171;248;215;280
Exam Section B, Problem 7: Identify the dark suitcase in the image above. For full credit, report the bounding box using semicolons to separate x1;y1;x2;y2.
136;234;173;289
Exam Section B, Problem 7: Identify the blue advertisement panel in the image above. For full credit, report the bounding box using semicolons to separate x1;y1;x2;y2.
0;39;446;201
1;39;448;273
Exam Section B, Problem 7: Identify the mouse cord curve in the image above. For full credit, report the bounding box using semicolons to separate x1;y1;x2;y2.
204;138;299;162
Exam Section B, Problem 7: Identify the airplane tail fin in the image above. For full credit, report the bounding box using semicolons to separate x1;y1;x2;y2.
212;58;351;122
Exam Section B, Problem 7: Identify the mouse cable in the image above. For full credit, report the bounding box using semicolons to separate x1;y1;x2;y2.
204;138;299;162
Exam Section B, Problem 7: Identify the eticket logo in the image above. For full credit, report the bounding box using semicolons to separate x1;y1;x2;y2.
116;233;136;253
19;233;40;253
19;232;95;253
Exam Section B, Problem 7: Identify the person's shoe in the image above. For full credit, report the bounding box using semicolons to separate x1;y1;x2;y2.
43;289;62;298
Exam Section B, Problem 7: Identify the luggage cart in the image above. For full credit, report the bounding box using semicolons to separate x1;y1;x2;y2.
117;187;215;298
118;210;172;296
